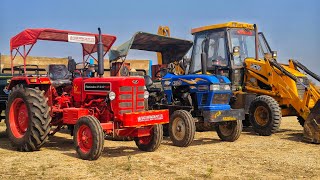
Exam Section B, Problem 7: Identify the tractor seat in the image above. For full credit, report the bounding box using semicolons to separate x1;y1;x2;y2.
48;64;72;88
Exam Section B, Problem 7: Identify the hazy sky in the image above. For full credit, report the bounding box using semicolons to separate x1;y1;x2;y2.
0;0;319;73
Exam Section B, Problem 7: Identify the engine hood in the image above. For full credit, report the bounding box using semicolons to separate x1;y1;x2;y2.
162;73;230;86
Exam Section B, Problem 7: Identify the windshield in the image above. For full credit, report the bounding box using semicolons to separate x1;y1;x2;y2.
190;30;227;73
229;29;259;66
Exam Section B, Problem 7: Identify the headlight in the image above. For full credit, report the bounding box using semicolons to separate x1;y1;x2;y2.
144;91;149;99
210;84;231;91
221;84;231;90
210;84;220;91
109;91;116;100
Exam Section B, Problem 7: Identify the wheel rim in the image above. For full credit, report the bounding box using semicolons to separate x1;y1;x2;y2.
218;122;234;136
138;135;152;145
77;125;93;153
172;117;186;141
254;106;269;126
9;98;29;138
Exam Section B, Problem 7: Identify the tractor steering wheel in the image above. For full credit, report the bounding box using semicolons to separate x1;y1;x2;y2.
154;67;171;79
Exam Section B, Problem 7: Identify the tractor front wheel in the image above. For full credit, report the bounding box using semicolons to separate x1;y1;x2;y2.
74;116;104;160
215;120;242;141
249;95;281;136
5;85;51;151
134;124;163;152
169;110;195;147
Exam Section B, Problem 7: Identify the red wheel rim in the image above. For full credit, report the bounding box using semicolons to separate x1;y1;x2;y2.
138;127;153;145
138;136;152;145
9;98;29;138
77;125;93;153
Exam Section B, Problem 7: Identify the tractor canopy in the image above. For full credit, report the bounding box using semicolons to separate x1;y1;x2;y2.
9;28;117;75
10;28;116;56
109;32;193;64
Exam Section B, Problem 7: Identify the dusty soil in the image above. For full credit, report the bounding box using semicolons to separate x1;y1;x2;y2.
0;117;319;180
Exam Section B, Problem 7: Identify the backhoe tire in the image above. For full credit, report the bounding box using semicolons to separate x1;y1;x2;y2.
74;116;104;160
249;95;281;136
297;116;305;127
169;110;195;147
134;124;163;152
215;120;243;142
5;85;51;151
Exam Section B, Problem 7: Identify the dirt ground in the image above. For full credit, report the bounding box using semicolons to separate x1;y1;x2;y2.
0;117;319;180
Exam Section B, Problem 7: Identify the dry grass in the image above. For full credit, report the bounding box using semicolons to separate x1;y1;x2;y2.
0;117;319;179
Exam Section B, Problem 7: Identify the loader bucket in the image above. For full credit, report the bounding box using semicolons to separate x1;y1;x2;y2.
303;100;320;144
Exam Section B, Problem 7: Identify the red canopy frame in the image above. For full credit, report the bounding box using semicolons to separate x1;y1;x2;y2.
10;28;117;75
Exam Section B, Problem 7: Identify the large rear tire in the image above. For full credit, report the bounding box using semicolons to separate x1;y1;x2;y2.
249;95;281;136
215;120;242;141
134;124;163;152
5;85;51;151
74;116;104;160
169;110;195;147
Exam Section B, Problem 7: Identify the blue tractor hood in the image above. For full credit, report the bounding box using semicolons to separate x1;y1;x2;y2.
162;73;230;86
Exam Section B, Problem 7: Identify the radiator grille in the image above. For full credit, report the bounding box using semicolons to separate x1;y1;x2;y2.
212;94;230;104
119;86;145;114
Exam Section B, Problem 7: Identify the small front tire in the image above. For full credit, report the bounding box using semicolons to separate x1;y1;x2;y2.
169;110;195;147
215;120;243;141
134;124;163;152
74;116;104;160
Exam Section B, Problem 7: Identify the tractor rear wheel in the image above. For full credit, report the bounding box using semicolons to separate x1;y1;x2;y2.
249;95;281;136
5;85;51;151
134;124;163;152
169;110;195;147
74;116;104;160
215;120;242;141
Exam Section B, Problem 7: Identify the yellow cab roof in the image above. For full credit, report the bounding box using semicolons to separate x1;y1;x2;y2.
191;21;254;34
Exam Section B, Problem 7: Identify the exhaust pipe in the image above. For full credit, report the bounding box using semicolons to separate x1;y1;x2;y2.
201;52;207;75
201;38;207;75
97;28;104;77
254;24;259;61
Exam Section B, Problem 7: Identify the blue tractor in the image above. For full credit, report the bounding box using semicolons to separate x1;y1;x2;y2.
109;32;244;147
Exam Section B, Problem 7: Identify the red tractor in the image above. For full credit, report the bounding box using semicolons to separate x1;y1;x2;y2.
5;28;169;160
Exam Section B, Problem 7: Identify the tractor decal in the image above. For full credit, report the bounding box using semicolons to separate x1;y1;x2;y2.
84;82;111;91
223;116;237;121
212;111;222;119
73;84;80;94
179;78;207;85
138;114;164;122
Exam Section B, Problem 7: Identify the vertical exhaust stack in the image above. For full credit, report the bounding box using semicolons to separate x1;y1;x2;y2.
254;24;259;61
201;38;207;75
97;28;104;77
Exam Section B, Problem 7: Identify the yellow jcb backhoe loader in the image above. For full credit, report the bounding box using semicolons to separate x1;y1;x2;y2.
157;22;320;143
191;22;320;143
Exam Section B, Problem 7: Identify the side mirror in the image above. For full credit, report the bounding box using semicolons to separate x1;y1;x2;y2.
67;56;76;73
233;46;240;56
272;51;277;59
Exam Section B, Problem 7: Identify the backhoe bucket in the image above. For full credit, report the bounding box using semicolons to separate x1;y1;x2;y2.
303;100;320;144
